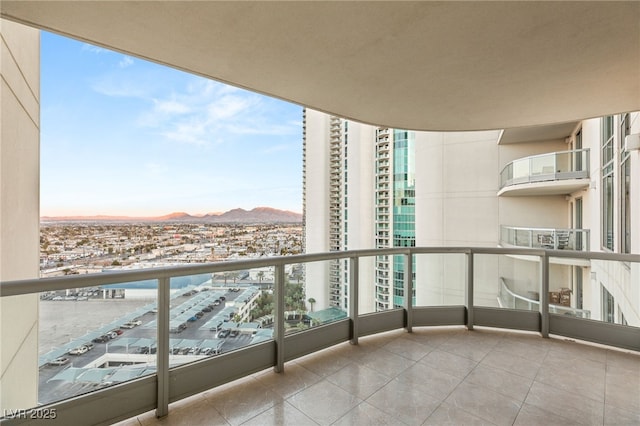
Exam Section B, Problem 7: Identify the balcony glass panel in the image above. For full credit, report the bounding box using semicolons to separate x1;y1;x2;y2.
500;149;589;189
551;256;637;325
160;270;271;366
474;254;541;310
38;282;157;405
500;226;590;251
303;260;348;330
414;253;465;306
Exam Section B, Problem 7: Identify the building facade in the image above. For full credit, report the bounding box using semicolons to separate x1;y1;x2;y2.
304;109;639;325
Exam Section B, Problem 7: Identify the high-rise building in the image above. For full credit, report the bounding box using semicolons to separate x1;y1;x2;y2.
304;109;639;326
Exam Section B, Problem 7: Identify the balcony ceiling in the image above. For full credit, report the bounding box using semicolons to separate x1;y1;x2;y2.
2;1;639;131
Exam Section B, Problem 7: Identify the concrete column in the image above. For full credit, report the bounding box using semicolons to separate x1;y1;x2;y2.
0;19;40;410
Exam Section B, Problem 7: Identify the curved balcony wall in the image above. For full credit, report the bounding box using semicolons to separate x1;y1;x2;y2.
499;149;590;196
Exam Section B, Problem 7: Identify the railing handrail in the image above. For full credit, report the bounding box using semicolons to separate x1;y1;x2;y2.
500;225;588;233
2;246;639;298
499;148;591;176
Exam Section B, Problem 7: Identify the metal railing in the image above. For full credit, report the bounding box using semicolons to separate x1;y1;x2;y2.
500;225;590;251
500;149;590;189
1;246;639;425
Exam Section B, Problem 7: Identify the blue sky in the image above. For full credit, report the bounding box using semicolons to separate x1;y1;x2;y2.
41;32;303;217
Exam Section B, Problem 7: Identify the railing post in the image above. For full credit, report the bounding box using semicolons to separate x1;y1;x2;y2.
539;253;550;338
156;276;170;418
465;250;474;330
349;256;359;345
403;251;413;333
273;264;285;373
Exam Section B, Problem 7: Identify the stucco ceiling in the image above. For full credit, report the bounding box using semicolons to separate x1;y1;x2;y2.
2;1;639;131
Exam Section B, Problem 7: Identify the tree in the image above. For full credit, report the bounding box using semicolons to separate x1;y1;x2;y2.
308;297;316;312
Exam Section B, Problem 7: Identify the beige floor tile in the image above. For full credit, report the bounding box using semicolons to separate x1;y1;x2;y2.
419;349;478;378
253;362;322;398
240;401;318;426
139;397;229;426
325;362;392;399
444;381;522;426
605;367;640;413
365;378;441;426
381;335;435;361
480;349;541;380
332;401;403;426
605;349;640;373
534;362;605;402
525;381;603;425
546;338;608;364
396;362;462;401
437;338;497;362
203;378;283;426
513;402;582;426
464;364;533;402
604;403;640;426
286;380;361;425
294;349;353;377
358;348;416;378
423;402;496;426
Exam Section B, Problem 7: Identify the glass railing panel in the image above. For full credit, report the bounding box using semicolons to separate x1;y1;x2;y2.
500;149;590;189
166;269;277;365
301;259;348;332
511;158;530;182
550;256;638;324
473;254;541;311
500;227;590;251
38;282;157;406
530;154;555;177
500;163;513;187
414;253;466;306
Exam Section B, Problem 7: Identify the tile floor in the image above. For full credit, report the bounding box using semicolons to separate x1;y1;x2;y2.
115;327;640;425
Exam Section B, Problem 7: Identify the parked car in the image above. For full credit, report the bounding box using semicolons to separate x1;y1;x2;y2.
111;329;124;335
48;357;69;366
229;329;240;338
92;335;110;343
68;345;88;355
121;320;142;329
217;329;230;338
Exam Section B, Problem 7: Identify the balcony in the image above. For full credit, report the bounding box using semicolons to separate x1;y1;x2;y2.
498;149;590;196
500;226;590;251
1;247;639;425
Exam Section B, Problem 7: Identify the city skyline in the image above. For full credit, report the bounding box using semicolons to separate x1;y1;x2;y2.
41;32;303;217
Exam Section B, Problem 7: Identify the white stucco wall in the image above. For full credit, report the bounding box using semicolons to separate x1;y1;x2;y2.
0;19;40;410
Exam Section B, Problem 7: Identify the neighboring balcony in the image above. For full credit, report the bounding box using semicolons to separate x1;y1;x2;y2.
498;149;590;196
500;226;590;251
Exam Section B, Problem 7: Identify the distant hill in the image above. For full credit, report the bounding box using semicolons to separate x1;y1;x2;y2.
41;207;302;224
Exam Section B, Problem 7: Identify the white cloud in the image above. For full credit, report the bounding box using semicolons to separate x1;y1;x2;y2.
82;43;107;54
119;56;134;68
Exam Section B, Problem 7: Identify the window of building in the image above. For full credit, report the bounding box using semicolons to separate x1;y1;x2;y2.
620;113;631;254
601;116;615;251
602;285;615;323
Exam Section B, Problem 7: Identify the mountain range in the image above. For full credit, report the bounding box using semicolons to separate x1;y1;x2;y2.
41;207;302;224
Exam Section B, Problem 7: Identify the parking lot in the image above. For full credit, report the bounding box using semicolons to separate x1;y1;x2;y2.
38;286;269;405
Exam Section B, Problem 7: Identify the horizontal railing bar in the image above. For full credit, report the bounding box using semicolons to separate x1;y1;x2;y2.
501;225;588;232
1;247;638;297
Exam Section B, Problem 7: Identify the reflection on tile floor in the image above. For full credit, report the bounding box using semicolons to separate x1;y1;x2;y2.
114;327;640;425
